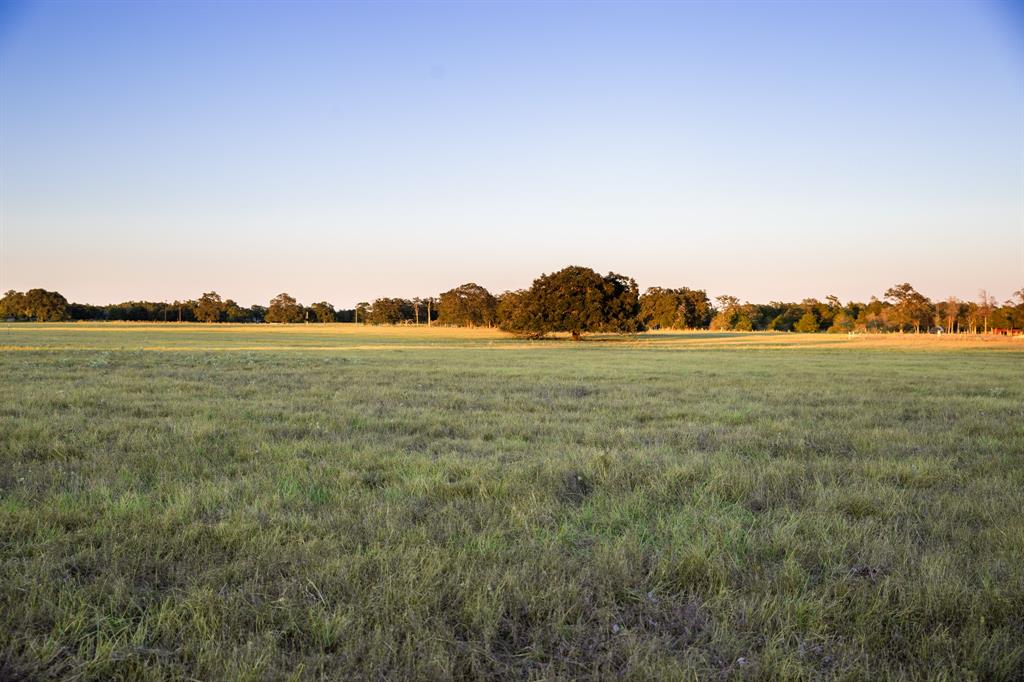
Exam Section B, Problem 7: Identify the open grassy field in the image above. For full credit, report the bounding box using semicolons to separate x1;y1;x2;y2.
2;323;1023;680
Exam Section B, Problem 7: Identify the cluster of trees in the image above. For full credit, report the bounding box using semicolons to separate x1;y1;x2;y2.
357;297;439;326
0;289;69;321
438;284;496;327
639;287;714;329
0;290;362;324
354;273;701;338
707;283;1024;334
4;269;1023;337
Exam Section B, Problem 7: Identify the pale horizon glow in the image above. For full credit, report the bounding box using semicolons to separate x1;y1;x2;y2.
1;1;1022;307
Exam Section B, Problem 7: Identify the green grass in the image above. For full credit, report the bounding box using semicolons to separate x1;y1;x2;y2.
2;324;1023;680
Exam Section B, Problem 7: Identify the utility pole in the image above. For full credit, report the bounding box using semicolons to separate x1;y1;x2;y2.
427;298;431;326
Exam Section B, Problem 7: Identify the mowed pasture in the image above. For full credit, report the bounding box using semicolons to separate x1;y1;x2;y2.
1;324;1023;680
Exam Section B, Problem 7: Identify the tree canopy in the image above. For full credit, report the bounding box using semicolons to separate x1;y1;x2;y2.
0;289;68;321
639;287;713;329
499;266;642;339
195;292;224;323
367;298;410;325
309;302;337;323
265;293;305;323
884;283;931;333
437;283;498;327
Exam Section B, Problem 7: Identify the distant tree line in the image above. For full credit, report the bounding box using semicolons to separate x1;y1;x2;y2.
3;267;1023;337
705;283;1024;335
0;290;360;325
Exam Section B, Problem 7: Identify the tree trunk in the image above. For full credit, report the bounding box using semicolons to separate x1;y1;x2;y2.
571;331;581;342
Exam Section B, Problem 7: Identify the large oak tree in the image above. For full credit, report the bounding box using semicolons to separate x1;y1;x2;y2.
499;266;641;340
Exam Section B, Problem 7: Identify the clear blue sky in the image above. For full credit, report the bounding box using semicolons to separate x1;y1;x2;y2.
1;0;1021;306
